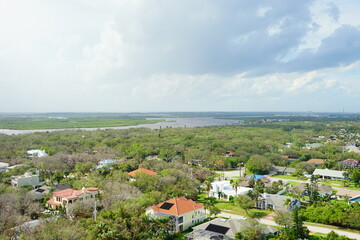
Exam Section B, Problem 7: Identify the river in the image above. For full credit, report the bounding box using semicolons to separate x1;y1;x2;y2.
0;117;240;135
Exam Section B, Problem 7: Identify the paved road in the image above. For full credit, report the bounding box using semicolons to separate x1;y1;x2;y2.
219;211;360;239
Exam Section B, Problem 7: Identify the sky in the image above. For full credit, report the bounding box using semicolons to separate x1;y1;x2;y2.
1;0;360;113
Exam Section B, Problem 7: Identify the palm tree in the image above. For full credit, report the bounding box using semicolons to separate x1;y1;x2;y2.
231;180;240;196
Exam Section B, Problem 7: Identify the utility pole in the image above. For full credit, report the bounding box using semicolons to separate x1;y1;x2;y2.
93;199;98;221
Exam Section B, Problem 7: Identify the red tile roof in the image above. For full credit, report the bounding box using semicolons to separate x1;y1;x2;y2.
150;197;204;216
46;197;61;205
128;168;158;177
342;159;358;163
51;187;98;200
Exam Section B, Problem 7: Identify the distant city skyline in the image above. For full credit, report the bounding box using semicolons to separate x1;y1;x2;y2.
1;0;360;112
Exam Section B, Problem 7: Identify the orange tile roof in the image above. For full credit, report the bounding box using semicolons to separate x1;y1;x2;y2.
52;187;98;200
128;168;158;177
307;159;325;164
46;197;61;205
150;197;204;216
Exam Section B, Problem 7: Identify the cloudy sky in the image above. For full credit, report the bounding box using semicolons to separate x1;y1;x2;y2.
1;0;360;112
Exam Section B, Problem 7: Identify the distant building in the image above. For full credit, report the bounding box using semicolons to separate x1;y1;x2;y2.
47;187;99;210
146;197;206;232
27;149;48;158
11;171;41;188
344;142;360;154
0;162;9;172
96;159;118;169
304;143;323;150
306;159;325;166
128;168;158;177
313;169;346;180
269;166;296;175
223;151;235;157
281;155;299;162
338;159;359;168
209;180;252;200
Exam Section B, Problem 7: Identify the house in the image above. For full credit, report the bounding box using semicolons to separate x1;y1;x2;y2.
209;180;253;201
145;155;161;161
30;183;72;200
255;193;300;211
349;194;360;203
223;151;235;157
304;143;323;150
338;159;359;168
128;168;158;177
0;162;9;172
269;166;296;175
146;197;206;232
344;142;360;154
185;218;278;240
27;149;48;158
281;155;299;162
96;159;118;169
312;169;347;180
292;183;334;196
307;159;325;166
46;187;99;210
11;171;41;188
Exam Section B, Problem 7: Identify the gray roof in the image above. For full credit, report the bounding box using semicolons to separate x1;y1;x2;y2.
313;169;346;178
293;183;333;195
263;194;295;210
271;166;296;174
192;218;278;238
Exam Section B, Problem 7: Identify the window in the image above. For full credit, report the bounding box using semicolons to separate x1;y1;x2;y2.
56;197;61;202
178;216;183;224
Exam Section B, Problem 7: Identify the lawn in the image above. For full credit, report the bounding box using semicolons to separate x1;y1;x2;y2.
288;181;302;186
319;180;360;191
272;175;308;181
215;202;271;218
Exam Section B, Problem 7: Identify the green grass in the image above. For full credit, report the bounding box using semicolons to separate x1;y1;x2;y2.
215;202;271;218
319;180;360;191
288;181;302;186
0;116;166;130
272;175;308;181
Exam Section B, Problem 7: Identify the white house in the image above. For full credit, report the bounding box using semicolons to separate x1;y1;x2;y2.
312;169;347;180
95;159;118;169
27;149;48;158
146;197;206;232
0;162;9;172
11;170;41;188
210;180;253;201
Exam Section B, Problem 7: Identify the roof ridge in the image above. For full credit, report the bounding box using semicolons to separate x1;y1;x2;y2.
174;197;179;215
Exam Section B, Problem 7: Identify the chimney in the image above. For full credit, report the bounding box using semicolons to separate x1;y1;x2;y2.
82;187;86;193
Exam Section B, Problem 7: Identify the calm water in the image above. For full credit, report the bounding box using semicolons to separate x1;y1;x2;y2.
0;117;239;135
